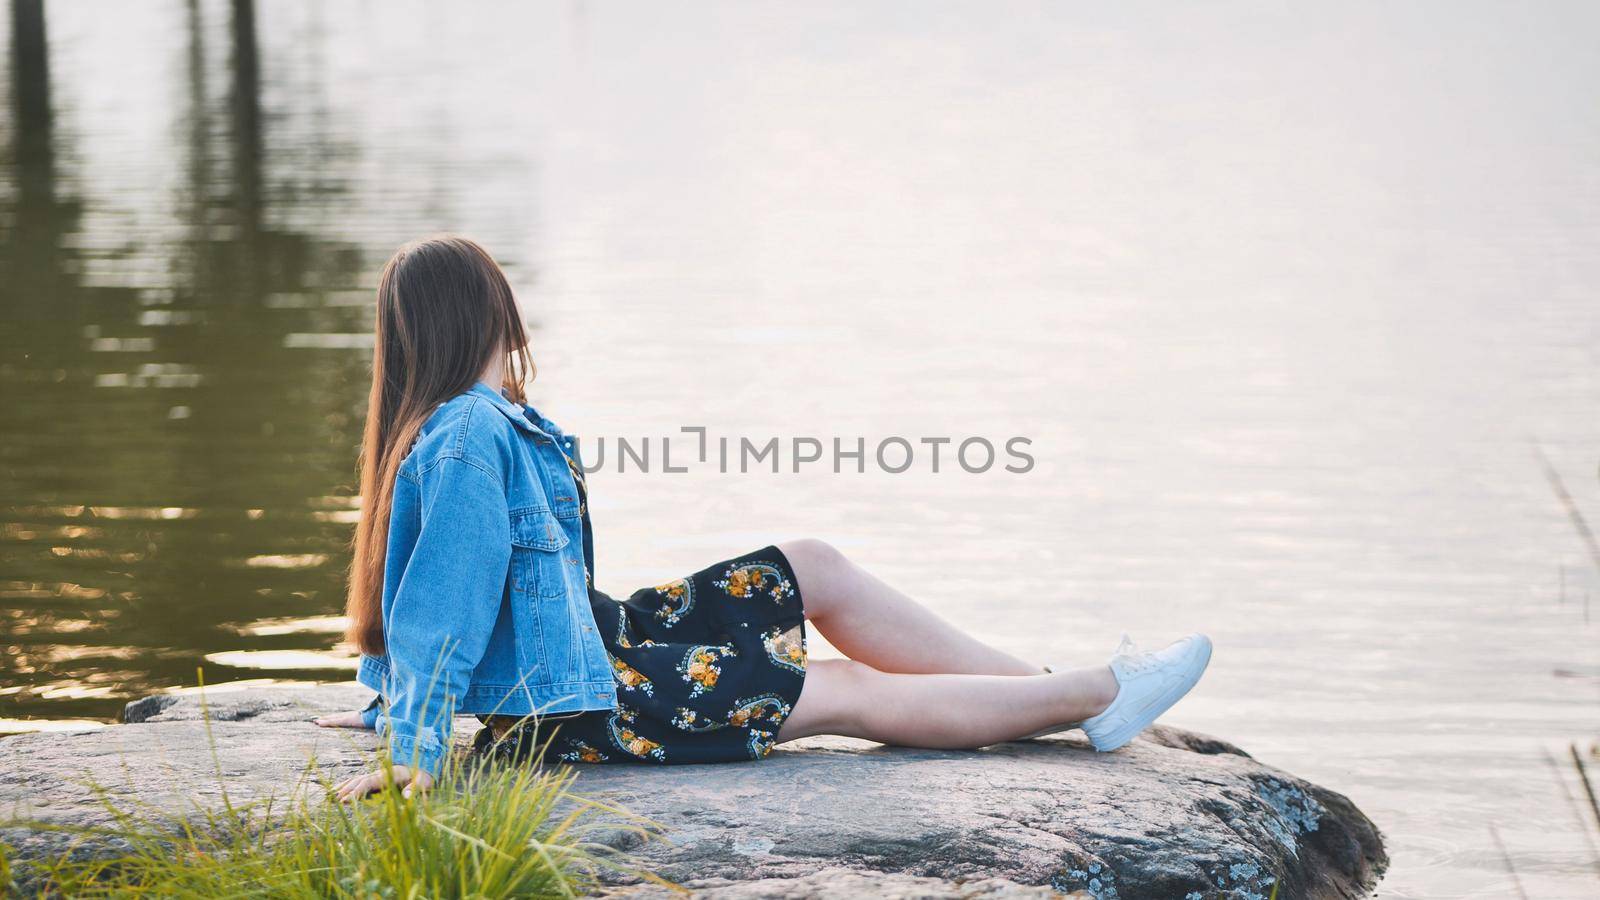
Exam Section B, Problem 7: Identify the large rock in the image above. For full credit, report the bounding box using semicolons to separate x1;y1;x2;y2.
0;684;1385;898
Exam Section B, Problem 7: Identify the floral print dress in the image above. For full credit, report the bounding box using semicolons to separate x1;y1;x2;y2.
472;450;808;765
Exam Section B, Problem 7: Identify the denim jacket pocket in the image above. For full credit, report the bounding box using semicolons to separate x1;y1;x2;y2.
510;508;570;599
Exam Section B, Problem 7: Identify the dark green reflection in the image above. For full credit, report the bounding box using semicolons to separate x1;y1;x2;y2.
0;0;376;722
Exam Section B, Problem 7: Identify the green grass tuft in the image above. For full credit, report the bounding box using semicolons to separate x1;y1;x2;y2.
8;741;667;898
1;838;15;895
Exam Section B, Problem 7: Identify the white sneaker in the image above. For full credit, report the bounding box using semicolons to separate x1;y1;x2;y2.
1080;633;1212;752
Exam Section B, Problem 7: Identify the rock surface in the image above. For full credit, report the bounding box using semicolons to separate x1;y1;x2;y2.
609;868;1079;898
0;683;1385;898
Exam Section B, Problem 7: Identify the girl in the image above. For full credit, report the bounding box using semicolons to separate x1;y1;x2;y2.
318;236;1212;799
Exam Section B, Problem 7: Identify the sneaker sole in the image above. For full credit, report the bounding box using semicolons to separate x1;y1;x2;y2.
1089;636;1213;752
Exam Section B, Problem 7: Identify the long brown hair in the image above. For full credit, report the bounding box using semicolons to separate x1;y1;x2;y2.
345;235;534;655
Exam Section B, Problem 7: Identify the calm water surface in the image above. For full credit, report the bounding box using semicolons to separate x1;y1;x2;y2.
4;2;1600;896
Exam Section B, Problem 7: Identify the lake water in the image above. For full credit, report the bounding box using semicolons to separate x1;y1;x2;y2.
4;1;1600;895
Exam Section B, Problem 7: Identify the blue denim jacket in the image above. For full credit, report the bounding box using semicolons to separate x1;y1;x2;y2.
355;380;617;776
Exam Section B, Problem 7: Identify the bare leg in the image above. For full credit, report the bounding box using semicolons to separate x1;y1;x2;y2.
779;538;1042;677
776;658;1117;747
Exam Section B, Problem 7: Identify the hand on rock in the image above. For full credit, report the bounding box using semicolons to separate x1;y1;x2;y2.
313;709;373;730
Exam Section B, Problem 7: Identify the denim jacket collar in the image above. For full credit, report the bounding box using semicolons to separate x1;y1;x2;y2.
467;380;569;441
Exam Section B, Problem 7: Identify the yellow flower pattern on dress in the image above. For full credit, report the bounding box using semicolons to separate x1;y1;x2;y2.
761;624;806;676
678;644;735;698
610;653;654;696
671;706;726;732
728;693;791;729
607;708;666;761
558;739;609;763
468;547;806;768
746;728;777;759
714;563;795;604
653;578;694;626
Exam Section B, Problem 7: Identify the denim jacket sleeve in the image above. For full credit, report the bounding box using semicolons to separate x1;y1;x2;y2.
359;693;382;730
376;454;510;778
